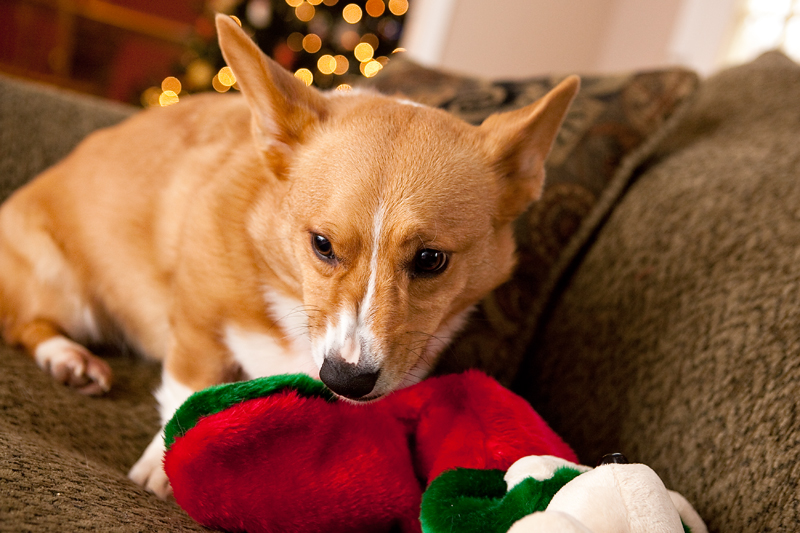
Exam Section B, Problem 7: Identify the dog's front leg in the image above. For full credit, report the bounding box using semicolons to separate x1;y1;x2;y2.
128;426;173;498
129;331;236;499
128;367;195;498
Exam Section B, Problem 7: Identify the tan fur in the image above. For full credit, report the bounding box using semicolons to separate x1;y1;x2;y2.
0;15;578;497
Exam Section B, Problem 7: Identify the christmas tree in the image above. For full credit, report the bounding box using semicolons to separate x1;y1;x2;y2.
142;0;409;107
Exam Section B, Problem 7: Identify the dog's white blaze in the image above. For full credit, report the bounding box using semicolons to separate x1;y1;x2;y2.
319;307;362;365
340;334;362;365
318;317;336;368
337;309;356;347
335;309;360;364
359;202;384;328
224;323;319;380
356;202;385;361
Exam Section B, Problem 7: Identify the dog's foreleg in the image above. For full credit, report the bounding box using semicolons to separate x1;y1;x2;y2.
127;320;241;502
10;318;112;395
128;367;194;498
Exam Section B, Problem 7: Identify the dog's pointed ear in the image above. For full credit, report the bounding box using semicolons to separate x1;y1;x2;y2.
216;14;327;171
480;76;579;226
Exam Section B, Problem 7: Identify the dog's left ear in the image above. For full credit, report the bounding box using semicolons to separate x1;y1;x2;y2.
216;14;328;173
480;76;580;226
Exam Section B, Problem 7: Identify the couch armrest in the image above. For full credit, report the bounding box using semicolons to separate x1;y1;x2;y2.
520;51;800;533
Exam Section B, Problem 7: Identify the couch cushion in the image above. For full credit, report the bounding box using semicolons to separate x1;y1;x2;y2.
0;342;209;530
519;51;800;533
0;75;135;203
367;59;698;384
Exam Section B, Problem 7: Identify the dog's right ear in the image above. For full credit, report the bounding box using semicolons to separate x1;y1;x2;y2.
480;76;579;226
216;15;328;173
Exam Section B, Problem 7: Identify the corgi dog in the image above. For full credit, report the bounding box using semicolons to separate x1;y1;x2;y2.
0;15;578;498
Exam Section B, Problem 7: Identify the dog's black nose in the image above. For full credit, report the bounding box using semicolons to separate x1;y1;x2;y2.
319;358;380;399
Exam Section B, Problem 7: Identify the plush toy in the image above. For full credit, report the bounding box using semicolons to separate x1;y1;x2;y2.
423;454;707;533
163;371;706;533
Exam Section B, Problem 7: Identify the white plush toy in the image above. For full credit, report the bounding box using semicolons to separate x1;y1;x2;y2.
504;455;707;533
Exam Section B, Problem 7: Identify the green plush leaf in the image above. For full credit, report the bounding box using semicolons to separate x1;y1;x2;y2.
164;374;334;450
420;466;584;533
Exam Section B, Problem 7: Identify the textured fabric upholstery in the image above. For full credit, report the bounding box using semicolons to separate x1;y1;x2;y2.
519;52;800;533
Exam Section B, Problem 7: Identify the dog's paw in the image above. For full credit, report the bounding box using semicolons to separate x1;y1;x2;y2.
129;433;172;499
34;336;112;395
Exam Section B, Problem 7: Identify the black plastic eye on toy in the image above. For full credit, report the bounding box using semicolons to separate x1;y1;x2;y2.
597;452;629;466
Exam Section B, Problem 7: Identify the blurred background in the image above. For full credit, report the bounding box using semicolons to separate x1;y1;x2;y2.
1;0;798;106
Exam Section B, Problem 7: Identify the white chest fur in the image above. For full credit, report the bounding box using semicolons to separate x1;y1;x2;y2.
223;290;319;380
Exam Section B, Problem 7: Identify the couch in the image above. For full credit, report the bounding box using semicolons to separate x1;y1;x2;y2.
1;50;798;532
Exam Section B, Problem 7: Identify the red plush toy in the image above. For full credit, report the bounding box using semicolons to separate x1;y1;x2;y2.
164;371;576;533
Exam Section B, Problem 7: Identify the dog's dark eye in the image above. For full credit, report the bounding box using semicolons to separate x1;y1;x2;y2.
312;234;335;261
413;249;448;276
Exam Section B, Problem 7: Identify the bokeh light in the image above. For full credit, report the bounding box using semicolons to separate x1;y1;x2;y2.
336;84;352;91
360;59;383;77
287;32;305;52
246;0;272;29
365;0;385;17
317;54;337;74
378;18;400;39
354;42;374;62
360;33;380;49
161;76;182;94
217;66;236;87
340;30;360;50
139;0;408;98
334;55;350;75
388;0;408;16
185;59;214;89
342;4;362;24
295;68;314;86
212;75;231;93
295;2;315;22
302;33;323;53
159;90;180;106
141;87;161;107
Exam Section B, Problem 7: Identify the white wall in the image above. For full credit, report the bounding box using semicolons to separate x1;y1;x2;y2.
593;0;684;73
402;0;741;78
670;0;741;75
441;0;619;76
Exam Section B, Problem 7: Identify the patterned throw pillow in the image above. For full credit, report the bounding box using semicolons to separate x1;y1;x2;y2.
364;59;699;385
